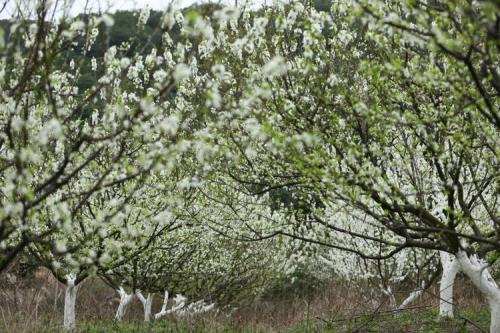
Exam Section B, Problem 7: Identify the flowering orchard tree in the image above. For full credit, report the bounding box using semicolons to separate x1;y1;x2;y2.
186;0;499;329
23;159;280;329
0;2;242;329
102;227;202;322
284;223;441;310
25;179;187;328
0;0;221;273
100;221;280;322
198;175;439;310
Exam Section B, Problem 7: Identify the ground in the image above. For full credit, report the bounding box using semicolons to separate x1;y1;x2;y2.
0;272;491;333
12;308;490;333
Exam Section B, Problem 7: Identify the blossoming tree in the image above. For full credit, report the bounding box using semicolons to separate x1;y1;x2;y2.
186;1;499;330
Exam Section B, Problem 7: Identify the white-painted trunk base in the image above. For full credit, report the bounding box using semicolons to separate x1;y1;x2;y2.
63;274;79;330
153;290;215;321
439;251;460;319
115;287;135;321
155;292;187;319
456;251;500;333
381;286;396;309
154;290;169;320
398;287;424;310
136;291;154;322
491;302;500;333
491;301;500;333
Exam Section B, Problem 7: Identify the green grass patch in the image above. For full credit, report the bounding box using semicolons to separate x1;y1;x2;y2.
300;308;490;333
77;321;267;333
31;308;490;333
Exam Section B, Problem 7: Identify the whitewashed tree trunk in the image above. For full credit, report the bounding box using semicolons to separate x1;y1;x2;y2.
169;294;187;315
63;274;79;330
456;251;500;333
398;282;425;310
115;287;135;321
136;291;154;321
439;251;460;319
155;290;169;320
180;299;215;318
381;285;397;308
155;292;187;320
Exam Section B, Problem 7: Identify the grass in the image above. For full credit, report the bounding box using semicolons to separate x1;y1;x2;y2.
289;308;490;333
29;308;489;333
41;320;269;333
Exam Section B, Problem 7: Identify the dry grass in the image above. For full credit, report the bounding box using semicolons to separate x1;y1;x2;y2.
227;278;486;331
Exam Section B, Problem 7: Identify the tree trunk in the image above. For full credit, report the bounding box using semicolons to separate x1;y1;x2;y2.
155;292;186;320
115;287;135;321
63;274;79;330
398;287;424;310
439;251;460;319
381;286;396;308
144;293;153;322
399;268;440;310
136;291;154;321
154;290;169;320
456;251;500;333
492;302;500;333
